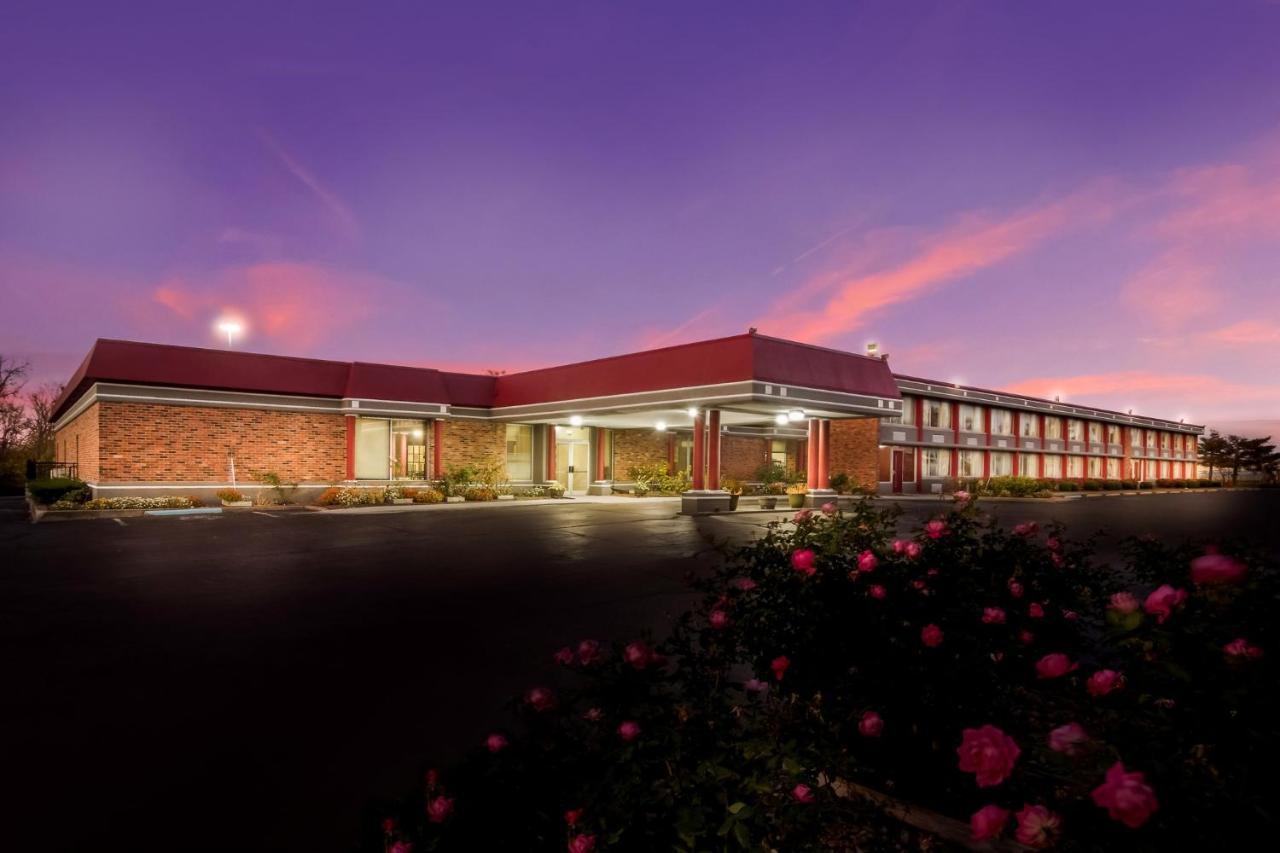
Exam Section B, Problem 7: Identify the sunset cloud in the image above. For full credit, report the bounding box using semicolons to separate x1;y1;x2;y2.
1004;370;1280;420
1202;319;1280;346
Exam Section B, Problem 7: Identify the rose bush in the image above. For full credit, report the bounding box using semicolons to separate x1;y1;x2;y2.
369;498;1275;851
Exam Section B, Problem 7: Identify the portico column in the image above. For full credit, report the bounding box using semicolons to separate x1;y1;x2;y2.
817;419;831;489
707;410;721;490
345;415;357;480
432;419;444;480
806;419;820;490
546;425;557;481
691;412;706;490
595;428;607;480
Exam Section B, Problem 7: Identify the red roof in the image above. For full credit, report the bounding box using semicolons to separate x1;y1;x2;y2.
53;334;901;419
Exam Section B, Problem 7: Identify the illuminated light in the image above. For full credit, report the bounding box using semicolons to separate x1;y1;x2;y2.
655;420;667;432
775;413;789;426
787;409;805;422
412;430;424;439
216;319;244;348
686;407;699;418
569;415;584;427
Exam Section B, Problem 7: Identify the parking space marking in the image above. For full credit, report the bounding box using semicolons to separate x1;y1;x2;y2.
113;518;127;527
252;511;279;518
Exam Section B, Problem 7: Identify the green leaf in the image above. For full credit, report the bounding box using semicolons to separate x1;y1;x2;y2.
727;801;747;815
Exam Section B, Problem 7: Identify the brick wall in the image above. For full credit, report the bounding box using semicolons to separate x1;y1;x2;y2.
613;428;669;479
55;403;101;482
97;401;346;483
721;435;768;481
439;420;505;472
829;418;879;491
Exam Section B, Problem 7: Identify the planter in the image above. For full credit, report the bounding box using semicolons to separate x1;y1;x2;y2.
221;500;252;508
728;494;740;511
759;496;778;510
446;496;465;503
392;498;413;505
497;494;516;501
788;493;806;508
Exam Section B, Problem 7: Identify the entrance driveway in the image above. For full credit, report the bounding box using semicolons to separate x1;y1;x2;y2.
1;491;1275;851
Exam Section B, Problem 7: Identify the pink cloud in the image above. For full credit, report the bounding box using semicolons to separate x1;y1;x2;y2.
1004;370;1280;422
755;182;1123;343
1119;250;1218;331
1201;319;1280;346
1155;162;1280;243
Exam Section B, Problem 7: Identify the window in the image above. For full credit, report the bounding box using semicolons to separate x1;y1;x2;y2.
675;437;694;474
770;439;788;470
1067;456;1084;478
959;404;983;432
897;396;915;425
1161;432;1172;450
1130;428;1142;447
1018;453;1036;477
505;424;534;481
923;449;950;478
959;450;983;477
1146;429;1157;447
1107;458;1120;479
1067;419;1083;441
390;419;427;479
1020;416;1039;438
1042;454;1060;478
1088;422;1102;443
990;409;1012;435
902;449;916;481
990;451;1013;477
924;399;950;429
1107;424;1121;444
1087;456;1101;477
598;429;614;480
1045;418;1062;440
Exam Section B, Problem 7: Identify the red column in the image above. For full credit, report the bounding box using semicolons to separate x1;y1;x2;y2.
432;419;444;480
345;416;356;480
546;425;557;481
667;434;676;474
982;409;991;478
1037;451;1044;479
595;428;607;480
806;419;820;490
707;410;721;490
691;413;706;489
817;419;830;489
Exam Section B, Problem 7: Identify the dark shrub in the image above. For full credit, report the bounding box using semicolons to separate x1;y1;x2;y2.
1121;479;1138;489
1138;480;1154;489
1082;479;1102;491
26;477;88;505
1057;480;1079;492
1103;480;1122;490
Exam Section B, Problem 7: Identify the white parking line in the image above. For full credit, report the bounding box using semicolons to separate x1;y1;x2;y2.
252;511;279;518
113;518;127;527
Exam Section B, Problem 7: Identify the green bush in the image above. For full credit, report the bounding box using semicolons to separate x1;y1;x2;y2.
1082;479;1102;491
828;472;851;494
27;477;88;505
1138;480;1154;489
626;464;689;495
1121;479;1138;489
1057;480;1079;492
1103;480;1122;490
464;485;498;501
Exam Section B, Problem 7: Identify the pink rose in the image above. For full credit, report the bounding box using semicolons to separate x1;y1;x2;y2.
389;842;413;853
905;541;923;559
892;538;908;554
733;577;757;592
911;578;927;592
709;609;730;629
921;624;944;647
924;519;948;539
553;646;575;665
1035;653;1078;679
954;490;971;504
793;509;812;523
486;733;509;753
576;639;602;666
1224;638;1264;660
624;640;656;670
770;655;790;680
857;550;878;573
792;783;815;803
424;768;439;788
791;549;816;577
858;710;884;737
1143;584;1187;624
617;720;641;742
1050;552;1064;568
1013;521;1039;536
744;677;769;693
1091;762;1158;828
821;501;838;515
869;584;887;600
565;808;584;827
1048;723;1088;755
568;833;597;853
1018;630;1035;645
582;707;603;722
426;795;454;824
1015;804;1061;848
1108;592;1140;614
1086;669;1124;697
526;686;556;711
982;607;1006;624
1045;536;1061;551
1028;602;1045;619
957;725;1021;787
970;804;1010;842
381;817;398;835
1190;550;1247;585
1008;579;1025;599
1062;609;1079;621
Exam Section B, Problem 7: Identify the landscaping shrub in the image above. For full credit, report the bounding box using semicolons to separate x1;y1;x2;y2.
1102;481;1122;491
317;487;385;507
1121;480;1138;490
438;465;476;498
1082;479;1102;491
216;489;244;503
1138;481;1154;489
828;471;851;494
626;464;689;495
26;477;88;505
464;485;498;502
412;488;445;504
369;498;1276;851
53;496;201;510
1057;481;1080;492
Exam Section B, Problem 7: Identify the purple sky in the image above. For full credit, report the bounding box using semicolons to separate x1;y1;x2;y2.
3;1;1279;435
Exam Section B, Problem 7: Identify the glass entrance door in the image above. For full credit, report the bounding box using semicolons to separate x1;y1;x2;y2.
554;426;591;495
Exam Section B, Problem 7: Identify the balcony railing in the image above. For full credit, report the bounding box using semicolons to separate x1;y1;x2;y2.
26;460;79;480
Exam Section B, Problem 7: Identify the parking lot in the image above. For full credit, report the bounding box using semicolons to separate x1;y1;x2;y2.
2;491;1275;851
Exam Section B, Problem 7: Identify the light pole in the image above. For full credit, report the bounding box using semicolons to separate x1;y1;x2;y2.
217;320;243;348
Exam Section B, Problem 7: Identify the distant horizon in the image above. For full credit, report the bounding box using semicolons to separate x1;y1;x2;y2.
4;1;1278;431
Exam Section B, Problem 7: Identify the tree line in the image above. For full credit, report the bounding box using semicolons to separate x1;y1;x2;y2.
1198;431;1280;485
0;354;62;493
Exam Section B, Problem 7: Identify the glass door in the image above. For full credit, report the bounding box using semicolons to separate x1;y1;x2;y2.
554;426;591;495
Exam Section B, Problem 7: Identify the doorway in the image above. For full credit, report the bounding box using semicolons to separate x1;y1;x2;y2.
891;448;914;494
554;426;591;495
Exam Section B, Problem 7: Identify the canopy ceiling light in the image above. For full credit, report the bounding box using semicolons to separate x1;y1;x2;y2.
655;420;667;432
775;413;789;426
787;409;805;422
568;415;584;427
686;407;699;418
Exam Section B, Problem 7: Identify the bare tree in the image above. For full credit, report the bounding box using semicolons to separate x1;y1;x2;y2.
0;355;30;460
25;382;63;461
0;354;28;401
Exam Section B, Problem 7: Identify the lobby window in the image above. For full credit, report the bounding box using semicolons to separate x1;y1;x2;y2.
356;417;426;480
990;409;1012;435
1067;456;1084;478
675;437;694;474
922;448;950;478
990;451;1013;477
1045;418;1062;440
770;439;788;469
959;450;983;478
1020;416;1039;438
924;399;950;429
958;404;983;432
390;419;427;479
505;424;534;482
1088;422;1102;443
1042;454;1060;478
599;429;614;480
1067;419;1083;441
1018;453;1036;477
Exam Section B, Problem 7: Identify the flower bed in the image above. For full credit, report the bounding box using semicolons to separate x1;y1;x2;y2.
369;496;1274;851
49;495;202;510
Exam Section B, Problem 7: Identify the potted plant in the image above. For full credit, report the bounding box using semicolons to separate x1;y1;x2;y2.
786;482;808;508
217;488;251;508
722;477;743;511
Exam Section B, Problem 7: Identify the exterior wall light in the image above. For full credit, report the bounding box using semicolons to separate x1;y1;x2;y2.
655;420;667;432
775;413;789;425
569;415;584;427
787;409;805;422
686;407;699;417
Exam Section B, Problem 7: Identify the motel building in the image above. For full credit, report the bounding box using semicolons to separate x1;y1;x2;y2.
50;333;1203;513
